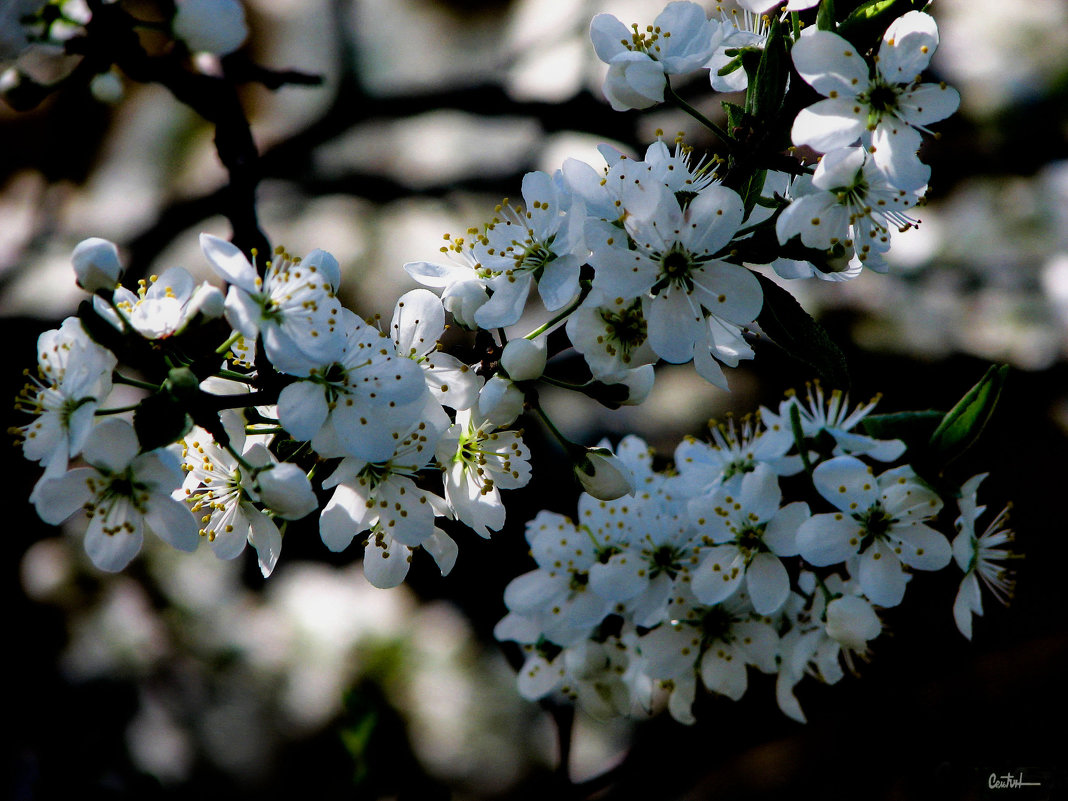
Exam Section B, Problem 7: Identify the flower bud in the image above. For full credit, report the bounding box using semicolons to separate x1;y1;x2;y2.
172;0;248;56
574;446;635;500
500;338;546;382
72;237;123;293
825;595;881;651
479;375;525;427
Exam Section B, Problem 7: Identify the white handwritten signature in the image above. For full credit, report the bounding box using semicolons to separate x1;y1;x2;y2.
988;772;1042;790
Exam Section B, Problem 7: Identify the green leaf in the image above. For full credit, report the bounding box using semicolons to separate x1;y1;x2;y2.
927;364;1008;464
722;100;748;135
739;168;768;219
753;272;850;387
838;0;926;51
861;410;943;449
133;391;192;452
750;16;788;124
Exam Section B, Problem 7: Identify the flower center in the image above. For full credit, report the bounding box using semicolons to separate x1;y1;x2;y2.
863;82;899;119
650;544;683;579
599;301;648;356
735;524;766;559
857;504;895;551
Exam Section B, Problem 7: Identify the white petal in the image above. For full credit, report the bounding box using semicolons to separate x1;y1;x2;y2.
892;522;952;571
952;574;982;640
645;289;701;363
797;513;860;566
700;644;748;700
362;536;412;588
691;545;744;604
589;13;631;63
791;30;869;97
792;100;865;153
589;551;646;602
256;462;317;520
200;233;258;293
878;11;938;83
33;468;95;525
746;553;789;615
248;511;282;577
277;381;330;442
84;511;143;572
391;288;445;359
812;455;880;512
144;495;201;553
83;418;139;473
422;528;458;576
858;541;907;607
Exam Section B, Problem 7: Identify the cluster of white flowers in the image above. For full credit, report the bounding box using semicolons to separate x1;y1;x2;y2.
15;235;529;587
406;136;760;391
10;0;1019;734
592;2;958;272
495;385;1015;725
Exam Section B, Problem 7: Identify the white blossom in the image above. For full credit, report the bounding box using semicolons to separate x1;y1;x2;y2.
33;419;200;572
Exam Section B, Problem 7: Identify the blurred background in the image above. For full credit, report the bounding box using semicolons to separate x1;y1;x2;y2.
4;0;1067;799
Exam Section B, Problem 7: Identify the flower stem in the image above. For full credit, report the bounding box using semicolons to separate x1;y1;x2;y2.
530;396;577;456
95;404;141;415
112;372;159;392
216;331;245;356
665;80;734;149
522;291;586;341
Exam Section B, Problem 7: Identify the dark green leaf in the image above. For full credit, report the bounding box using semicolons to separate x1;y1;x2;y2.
750;17;788;123
722;100;748;135
739;169;768;219
928;364;1008;464
838;0;926;51
861;410;943;448
754;272;850;388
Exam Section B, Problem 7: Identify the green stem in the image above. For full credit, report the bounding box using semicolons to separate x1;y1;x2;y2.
539;375;596;393
217;369;258;384
112;372;159;392
216;331;245;356
522;291;586;341
665;81;734;149
95;404;141;415
531;399;576;455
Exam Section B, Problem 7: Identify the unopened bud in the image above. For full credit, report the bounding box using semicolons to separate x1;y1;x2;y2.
500;338;546;382
574;446;635;500
825;595;881;651
72;237;123;293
